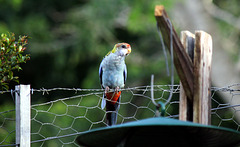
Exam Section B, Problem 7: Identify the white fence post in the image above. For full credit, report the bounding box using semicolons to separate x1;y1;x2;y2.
15;84;31;147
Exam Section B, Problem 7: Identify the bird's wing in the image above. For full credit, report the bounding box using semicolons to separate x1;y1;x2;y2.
99;59;106;109
101;94;106;109
99;60;104;87
123;64;127;84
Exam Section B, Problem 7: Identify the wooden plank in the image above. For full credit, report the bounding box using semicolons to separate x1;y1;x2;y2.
179;82;188;121
155;5;194;100
16;85;31;147
179;31;195;121
193;31;212;125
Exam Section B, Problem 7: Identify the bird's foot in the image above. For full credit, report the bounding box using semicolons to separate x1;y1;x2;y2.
105;86;110;95
115;86;120;93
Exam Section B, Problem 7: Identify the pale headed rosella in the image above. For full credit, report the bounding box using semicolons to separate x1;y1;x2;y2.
99;43;131;126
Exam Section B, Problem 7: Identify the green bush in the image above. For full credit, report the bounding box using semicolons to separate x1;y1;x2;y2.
0;33;30;90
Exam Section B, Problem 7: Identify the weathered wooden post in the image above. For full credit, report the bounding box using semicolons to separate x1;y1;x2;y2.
155;5;213;125
154;5;194;100
193;31;212;125
179;31;195;121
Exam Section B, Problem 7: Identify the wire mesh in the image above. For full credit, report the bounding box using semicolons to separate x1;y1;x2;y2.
30;85;180;146
1;84;240;146
0;109;16;146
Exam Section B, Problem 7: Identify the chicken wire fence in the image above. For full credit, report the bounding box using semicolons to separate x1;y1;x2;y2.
1;84;240;146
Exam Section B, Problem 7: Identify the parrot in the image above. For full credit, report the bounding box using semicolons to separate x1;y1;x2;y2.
99;43;131;126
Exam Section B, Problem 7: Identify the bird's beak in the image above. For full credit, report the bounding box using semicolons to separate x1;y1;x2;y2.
126;48;131;55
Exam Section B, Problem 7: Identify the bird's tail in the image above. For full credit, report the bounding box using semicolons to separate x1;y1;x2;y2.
106;94;121;126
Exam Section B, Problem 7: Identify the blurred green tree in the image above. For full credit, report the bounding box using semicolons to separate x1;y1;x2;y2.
0;0;174;93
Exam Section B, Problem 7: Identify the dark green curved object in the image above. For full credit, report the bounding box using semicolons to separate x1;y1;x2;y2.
76;117;240;147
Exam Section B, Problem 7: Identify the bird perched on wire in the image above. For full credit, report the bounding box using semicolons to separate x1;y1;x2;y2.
99;43;131;126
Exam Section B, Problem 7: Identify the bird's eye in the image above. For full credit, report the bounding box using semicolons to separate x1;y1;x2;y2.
121;45;126;48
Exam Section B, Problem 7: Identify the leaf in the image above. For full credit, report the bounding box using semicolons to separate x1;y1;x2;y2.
8;71;13;80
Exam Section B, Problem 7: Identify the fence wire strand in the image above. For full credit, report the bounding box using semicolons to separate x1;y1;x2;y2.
1;84;240;146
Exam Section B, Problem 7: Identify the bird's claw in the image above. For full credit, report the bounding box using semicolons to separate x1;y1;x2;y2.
105;86;110;95
115;86;120;93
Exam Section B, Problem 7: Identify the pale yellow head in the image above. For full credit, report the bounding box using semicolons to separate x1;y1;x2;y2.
106;43;131;57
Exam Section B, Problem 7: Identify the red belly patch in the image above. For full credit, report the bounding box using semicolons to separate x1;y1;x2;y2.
106;91;121;104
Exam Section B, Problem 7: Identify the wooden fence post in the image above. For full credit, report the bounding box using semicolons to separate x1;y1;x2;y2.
155;5;194;100
16;84;31;147
193;31;212;125
179;31;195;121
155;5;213;125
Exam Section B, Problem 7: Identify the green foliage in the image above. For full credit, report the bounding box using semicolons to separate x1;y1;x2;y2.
0;0;175;90
0;33;30;90
213;0;240;17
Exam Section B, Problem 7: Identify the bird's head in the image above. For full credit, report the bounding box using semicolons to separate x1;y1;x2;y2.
107;43;131;57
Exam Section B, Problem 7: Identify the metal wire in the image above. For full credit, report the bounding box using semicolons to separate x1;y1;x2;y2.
1;84;240;146
165;18;174;105
154;18;174;112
